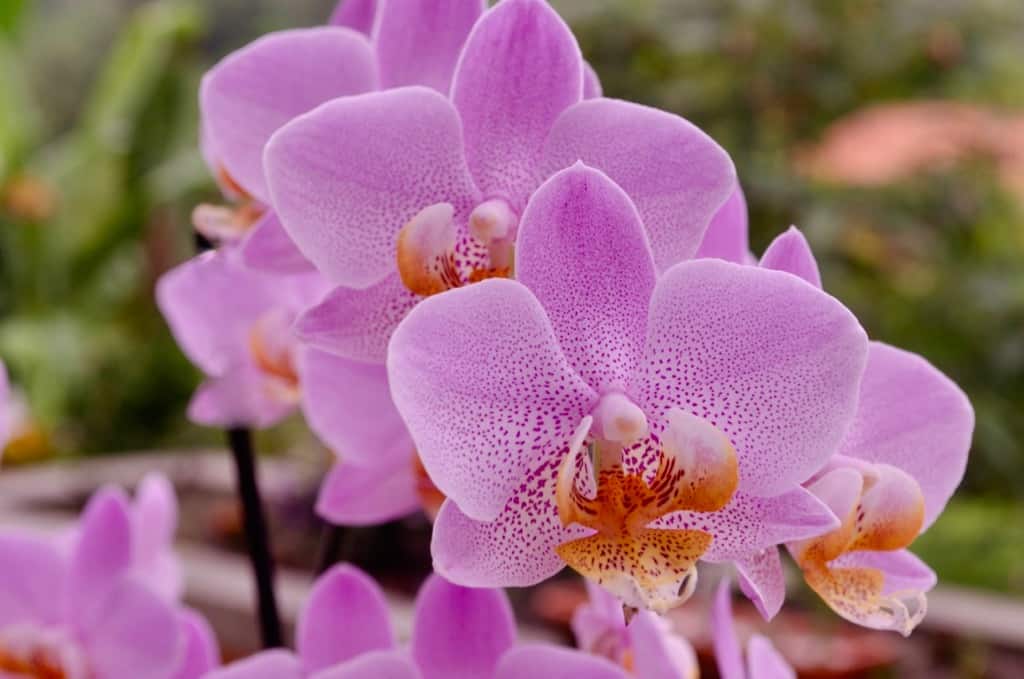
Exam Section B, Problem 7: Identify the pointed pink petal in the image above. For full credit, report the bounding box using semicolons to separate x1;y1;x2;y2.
542;99;736;271
374;0;485;93
495;644;629;679
0;534;65;627
295;276;417;364
132;473;182;600
84;579;182;679
70;487;134;628
695;186;749;263
735;548;785;621
312;650;422;679
452;0;583;204
201;27;378;202
265;87;481;287
840;341;973;528
516;164;656;392
388;278;597;520
205;650;303;679
629;612;699;679
583;62;602;99
298;564;395;673
171;609;221;679
240;212;316;274
329;0;377;34
831;549;937;595
711;580;746;679
317;458;420;526
746;636;795;679
411;574;515;679
759;226;822;289
636;259;868;496
187;366;295;429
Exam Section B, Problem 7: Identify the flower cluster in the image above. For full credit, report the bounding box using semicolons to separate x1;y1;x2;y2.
151;0;974;676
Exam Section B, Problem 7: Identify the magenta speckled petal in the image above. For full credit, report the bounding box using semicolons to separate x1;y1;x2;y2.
635;259;868;496
542;99;736;271
316;458;420;526
84;578;182;679
452;0;583;205
240;211;315;274
759;226;822;289
295;276;418;364
171;609;221;679
583;62;602;99
69;487;133;627
388;279;597;520
630;613;699;679
840;341;973;529
374;0;485;93
746;636;795;679
832;549;937;595
298;564;395;673
711;580;746;679
187;365;295;429
201;27;378;202
265;87;481;287
494;645;629;679
411;575;516;679
0;534;65;627
300;349;412;467
516;164;655;392
312;651;422;679
695;186;748;263
735;548;785;621
329;0;377;34
205;650;303;679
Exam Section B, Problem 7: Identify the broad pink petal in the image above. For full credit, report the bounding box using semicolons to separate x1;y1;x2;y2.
297;564;395;673
240;212;316;274
312;650;422;679
171;609;221;679
295;276;417;364
516;164;656;392
630;612;699;679
452;0;583;205
735;548;785;621
711;580;745;679
494;645;629;679
317;459;420;526
695;186;748;263
200;27;378;202
635;259;868;496
69;488;133;628
839;341;973;528
411;574;516;679
85;578;182;679
265;87;481;287
374;0;485;93
388;279;597;520
759;226;822;289
0;534;65;627
583;62;602;99
329;0;377;34
300;349;412;468
187;365;295;429
205;650;303;679
832;549;937;595
542;99;736;271
746;636;795;679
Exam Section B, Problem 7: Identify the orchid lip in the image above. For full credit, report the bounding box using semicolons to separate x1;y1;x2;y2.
0;624;87;679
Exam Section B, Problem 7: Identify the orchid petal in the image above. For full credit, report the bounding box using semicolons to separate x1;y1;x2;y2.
85;579;181;679
695;186;748;263
711;581;746;679
759;226;822;289
329;0;377;34
494;644;629;679
240;212;316;274
171;609;221;679
583;62;602;99
630;612;699;679
187;365;295;429
746;636;795;679
0;534;65;627
831;549;937;595
204;650;303;679
316;458;420;526
69;487;133;628
735;548;785;621
311;650;422;679
133;473;183;601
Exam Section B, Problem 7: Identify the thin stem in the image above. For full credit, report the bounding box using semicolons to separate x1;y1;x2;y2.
226;427;284;649
314;523;345;575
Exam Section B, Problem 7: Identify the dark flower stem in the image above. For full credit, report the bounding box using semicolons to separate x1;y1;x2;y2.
314;523;345;575
226;427;284;649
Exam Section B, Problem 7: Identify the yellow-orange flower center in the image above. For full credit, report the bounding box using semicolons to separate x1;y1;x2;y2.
247;314;300;403
412;452;446;521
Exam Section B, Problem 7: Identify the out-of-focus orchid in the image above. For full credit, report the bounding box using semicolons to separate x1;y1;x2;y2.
156;250;327;429
265;0;736;365
388;164;867;613
131;473;185;601
207;564;628;679
750;227;974;636
198;0;487;272
0;486;219;679
573;580;698;679
712;580;794;679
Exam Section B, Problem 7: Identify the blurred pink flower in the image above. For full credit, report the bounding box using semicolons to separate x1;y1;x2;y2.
207;564;628;679
712;580;793;679
388;163;867;613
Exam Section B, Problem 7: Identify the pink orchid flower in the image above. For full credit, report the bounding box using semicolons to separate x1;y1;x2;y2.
712;580;794;679
264;0;735;365
198;0;492;272
207;564;628;679
156;249;327;429
388;163;868;613
740;227;974;635
573;580;698;678
0;486;218;679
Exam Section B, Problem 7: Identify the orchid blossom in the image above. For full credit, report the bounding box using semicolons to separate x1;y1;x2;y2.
573;580;698;679
743;227;974;635
207;564;628;679
712;580;794;679
0;486;218;679
197;0;491;272
388;163;867;613
265;0;735;365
